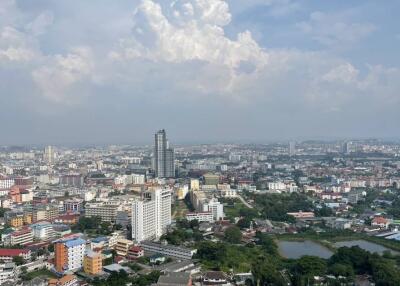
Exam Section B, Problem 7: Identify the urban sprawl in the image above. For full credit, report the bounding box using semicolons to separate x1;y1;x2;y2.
1;131;400;285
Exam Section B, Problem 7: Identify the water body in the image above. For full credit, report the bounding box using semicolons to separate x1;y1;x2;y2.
278;240;333;259
334;240;399;255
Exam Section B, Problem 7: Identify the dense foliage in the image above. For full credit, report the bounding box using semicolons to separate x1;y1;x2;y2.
253;193;313;222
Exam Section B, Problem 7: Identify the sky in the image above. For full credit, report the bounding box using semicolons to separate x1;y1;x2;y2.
0;0;399;145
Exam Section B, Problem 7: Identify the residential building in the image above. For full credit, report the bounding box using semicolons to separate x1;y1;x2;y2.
140;241;197;260
63;199;83;212
156;272;192;286
60;174;84;188
132;188;171;242
115;238;134;256
85;202;122;223
83;250;102;275
2;227;34;246
0;262;17;285
186;212;214;223
54;237;86;273
0;249;31;262
31;222;56;240
203;173;219;186
127;246;144;260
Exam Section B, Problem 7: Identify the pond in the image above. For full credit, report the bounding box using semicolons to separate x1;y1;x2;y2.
334;240;399;255
277;240;333;259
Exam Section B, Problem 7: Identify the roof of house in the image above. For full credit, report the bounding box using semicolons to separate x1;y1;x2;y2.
373;216;388;224
0;248;30;256
157;272;191;286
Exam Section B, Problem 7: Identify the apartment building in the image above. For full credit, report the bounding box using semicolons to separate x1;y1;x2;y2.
0;262;17;285
140;241;197;260
85;202;123;223
186;212;214;223
83;250;102;275
2;227;34;246
54;237;86;273
115;238;134;256
132;188;171;242
0;249;31;262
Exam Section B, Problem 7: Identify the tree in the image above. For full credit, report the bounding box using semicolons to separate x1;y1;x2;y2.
329;263;354;279
252;256;286;286
293;256;327;282
237;217;252;229
12;256;25;266
224;226;242;244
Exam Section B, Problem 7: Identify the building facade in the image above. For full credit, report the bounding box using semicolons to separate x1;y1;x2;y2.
132;188;172;242
153;130;175;178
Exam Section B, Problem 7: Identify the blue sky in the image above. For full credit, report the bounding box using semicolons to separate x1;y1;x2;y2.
0;0;399;144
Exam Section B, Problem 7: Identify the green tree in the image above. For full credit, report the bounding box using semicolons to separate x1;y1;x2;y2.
224;226;242;244
12;256;25;266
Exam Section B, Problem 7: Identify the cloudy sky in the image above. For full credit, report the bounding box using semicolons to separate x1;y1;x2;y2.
1;0;399;145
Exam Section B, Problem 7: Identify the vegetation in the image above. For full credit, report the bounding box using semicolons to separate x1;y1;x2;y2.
0;207;10;218
160;219;203;245
252;193;313;222
224;226;242;244
72;216;113;235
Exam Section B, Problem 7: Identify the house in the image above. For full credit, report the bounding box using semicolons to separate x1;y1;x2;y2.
203;271;229;285
127;246;144;260
371;217;390;229
155;272;192;286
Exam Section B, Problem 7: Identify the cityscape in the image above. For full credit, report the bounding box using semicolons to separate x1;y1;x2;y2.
1;132;400;285
1;0;400;286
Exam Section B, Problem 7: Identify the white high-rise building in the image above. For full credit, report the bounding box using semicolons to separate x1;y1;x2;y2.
43;145;55;165
132;188;171;243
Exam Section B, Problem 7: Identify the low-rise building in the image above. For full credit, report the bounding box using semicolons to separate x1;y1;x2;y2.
186;212;214;223
115;238;134;257
0;249;31;262
127;246;144;260
83;250;102;275
140;241;196;260
0;262;17;285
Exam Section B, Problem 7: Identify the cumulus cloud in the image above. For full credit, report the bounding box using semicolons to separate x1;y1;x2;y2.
32;47;94;103
112;0;268;72
0;27;37;62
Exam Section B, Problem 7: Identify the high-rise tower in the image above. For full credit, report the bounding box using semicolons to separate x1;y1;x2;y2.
153;129;174;178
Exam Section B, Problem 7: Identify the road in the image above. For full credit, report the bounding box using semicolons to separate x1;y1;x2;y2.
237;194;253;209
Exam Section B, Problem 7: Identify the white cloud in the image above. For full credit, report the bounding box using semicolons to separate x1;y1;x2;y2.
322;63;359;84
32;47;94;103
297;11;376;48
113;0;268;71
0;27;37;62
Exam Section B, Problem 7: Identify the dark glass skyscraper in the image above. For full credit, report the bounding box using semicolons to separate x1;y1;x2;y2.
153;129;175;178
